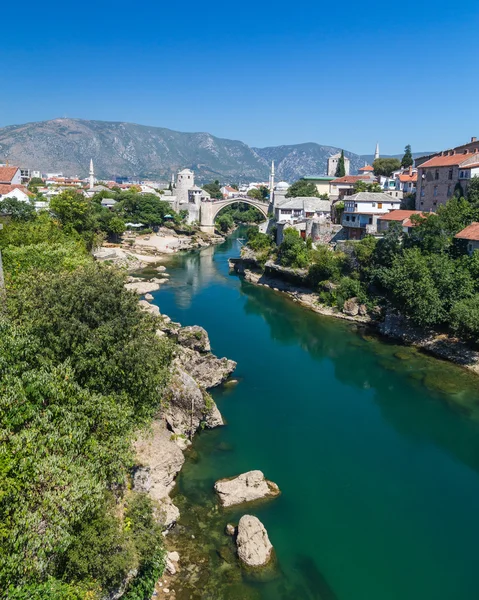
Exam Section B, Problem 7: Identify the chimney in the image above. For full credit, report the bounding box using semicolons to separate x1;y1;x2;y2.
472;137;477;142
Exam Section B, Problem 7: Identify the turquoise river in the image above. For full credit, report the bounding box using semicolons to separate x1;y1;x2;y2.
149;229;479;600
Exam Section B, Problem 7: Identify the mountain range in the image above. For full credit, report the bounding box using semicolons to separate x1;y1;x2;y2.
0;118;429;183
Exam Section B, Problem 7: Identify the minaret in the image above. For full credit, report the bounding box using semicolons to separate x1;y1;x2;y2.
171;172;175;190
89;159;94;190
270;160;275;206
374;142;380;161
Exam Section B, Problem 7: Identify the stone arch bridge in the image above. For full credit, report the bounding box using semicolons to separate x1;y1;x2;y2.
199;196;271;234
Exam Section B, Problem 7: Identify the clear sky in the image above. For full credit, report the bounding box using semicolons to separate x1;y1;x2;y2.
1;0;478;154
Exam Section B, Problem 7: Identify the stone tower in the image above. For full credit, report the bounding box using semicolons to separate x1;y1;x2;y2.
89;159;94;190
175;168;195;205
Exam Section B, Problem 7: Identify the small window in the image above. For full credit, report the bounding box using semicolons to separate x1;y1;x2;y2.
448;169;453;180
435;170;439;180
434;186;438;197
421;189;425;197
346;215;350;222
368;217;372;224
378;202;383;209
372;202;376;207
447;184;451;196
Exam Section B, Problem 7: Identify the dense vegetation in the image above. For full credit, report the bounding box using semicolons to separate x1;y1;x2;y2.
246;178;479;343
0;199;173;598
215;202;264;232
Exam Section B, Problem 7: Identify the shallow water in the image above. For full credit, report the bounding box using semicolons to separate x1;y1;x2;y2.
150;229;479;600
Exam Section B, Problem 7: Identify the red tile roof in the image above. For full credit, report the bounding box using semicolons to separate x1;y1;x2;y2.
331;175;365;184
455;222;479;241
397;173;418;182
460;163;479;169
358;165;374;171
0;183;30;195
0;166;20;183
377;210;424;221
418;153;477;168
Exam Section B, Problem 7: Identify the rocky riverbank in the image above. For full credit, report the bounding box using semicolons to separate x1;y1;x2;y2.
128;284;237;598
95;228;225;272
229;257;479;376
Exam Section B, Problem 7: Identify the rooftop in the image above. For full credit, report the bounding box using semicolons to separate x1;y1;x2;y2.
330;175;366;184
358;165;374;172
302;176;335;181
455;222;479;241
277;196;331;212
345;192;397;203
0;183;29;195
418;152;478;168
0;166;20;183
378;210;426;221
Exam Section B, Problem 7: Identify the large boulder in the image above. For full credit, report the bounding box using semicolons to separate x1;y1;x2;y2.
236;515;273;567
164;368;223;437
343;297;359;316
138;300;160;317
133;420;185;499
177;325;211;353
174;346;237;389
125;280;160;295
214;470;280;508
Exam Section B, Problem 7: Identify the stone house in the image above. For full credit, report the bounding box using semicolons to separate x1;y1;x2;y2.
274;197;331;222
415;138;479;211
455;222;479;256
342;192;401;239
377;209;429;233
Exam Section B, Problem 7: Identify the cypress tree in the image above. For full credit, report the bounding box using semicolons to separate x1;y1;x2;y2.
335;150;346;177
401;144;413;168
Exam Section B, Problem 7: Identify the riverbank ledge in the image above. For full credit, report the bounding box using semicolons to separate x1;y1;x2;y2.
230;256;479;375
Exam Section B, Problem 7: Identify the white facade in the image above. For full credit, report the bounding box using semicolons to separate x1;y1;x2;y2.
275;197;331;222
342;192;402;239
0;187;30;202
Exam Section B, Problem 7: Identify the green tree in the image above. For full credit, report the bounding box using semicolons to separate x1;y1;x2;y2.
335;150;346;178
0;197;36;221
49;190;95;235
278;228;311;268
285;180;319;198
401;144;413;168
202;180;223;199
215;213;234;233
373;158;401;177
354;181;383;193
247;188;263;200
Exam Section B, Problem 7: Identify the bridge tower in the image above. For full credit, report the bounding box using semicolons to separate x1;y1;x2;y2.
175;168;195;205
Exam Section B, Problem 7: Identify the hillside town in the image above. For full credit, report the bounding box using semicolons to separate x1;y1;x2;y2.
2;137;479;249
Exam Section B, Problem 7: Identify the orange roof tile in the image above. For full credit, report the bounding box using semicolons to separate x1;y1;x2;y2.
331;175;366;184
398;173;418;182
0;183;30;195
418;153;477;168
0;166;20;183
358;165;374;171
455;222;479;241
378;210;425;221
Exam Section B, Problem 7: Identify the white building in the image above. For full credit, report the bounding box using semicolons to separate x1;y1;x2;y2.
0;166;22;186
0;184;30;203
275;197;331;222
221;186;238;199
342;192;402;239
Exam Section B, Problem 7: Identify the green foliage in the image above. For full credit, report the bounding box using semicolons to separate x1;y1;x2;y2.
307;246;346;286
202;180;223;199
216;213;234;233
335;150;346;178
401;144;413;168
285;180;320;198
0;197;36;222
218;202;264;224
28;177;44;187
354;181;382;193
373;158;401;177
6;578;95;600
247;187;263;200
278;228;310;268
119;194;173;227
50;190;94;234
0;212;85;251
3;241;91;281
246;226;274;252
450;295;479;342
335;277;368;307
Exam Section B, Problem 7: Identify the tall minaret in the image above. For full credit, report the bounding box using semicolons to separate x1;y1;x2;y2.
89;159;94;190
374;142;380;161
270;160;275;205
171;172;175;190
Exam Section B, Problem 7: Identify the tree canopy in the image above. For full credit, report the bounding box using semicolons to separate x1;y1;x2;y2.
285;180;319;198
335;150;346;178
373;158;401;177
401;144;413;168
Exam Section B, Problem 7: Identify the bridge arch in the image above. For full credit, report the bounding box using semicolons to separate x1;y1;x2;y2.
199;197;270;234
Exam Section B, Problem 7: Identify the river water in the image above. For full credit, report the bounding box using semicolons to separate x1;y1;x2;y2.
151;229;479;600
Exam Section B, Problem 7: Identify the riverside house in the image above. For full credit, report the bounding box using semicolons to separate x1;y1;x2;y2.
455;223;479;256
342;192;401;239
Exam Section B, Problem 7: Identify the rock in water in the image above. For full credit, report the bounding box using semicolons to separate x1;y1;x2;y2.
236;515;273;567
225;523;236;536
174;347;236;389
125;280;160;295
177;325;211;353
214;470;280;507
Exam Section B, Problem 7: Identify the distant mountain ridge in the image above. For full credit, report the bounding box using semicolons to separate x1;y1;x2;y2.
0;118;431;183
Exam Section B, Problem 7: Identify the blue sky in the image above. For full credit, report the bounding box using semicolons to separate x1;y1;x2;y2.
1;0;478;154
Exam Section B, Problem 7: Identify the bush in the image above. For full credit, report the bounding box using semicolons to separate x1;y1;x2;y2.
450;296;479;343
307;247;345;286
277;229;310;268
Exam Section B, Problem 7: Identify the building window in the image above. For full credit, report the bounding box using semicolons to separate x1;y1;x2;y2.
368;217;372;224
421;188;425;197
447;184;452;196
346;215;350;222
435;170;439;180
378;203;383;209
434;186;438;197
460;170;465;179
448;169;453;180
352;216;356;222
372;202;376;207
